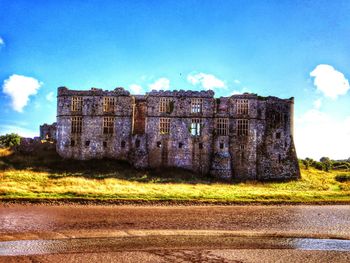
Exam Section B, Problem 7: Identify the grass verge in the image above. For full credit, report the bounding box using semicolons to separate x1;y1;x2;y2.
1;146;350;204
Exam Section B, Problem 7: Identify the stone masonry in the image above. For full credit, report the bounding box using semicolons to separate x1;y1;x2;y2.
56;86;300;181
40;122;57;141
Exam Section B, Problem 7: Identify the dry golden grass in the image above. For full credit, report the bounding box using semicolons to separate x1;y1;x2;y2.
0;147;349;203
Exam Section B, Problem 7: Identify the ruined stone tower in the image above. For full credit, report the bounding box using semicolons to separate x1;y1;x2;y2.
56;86;300;181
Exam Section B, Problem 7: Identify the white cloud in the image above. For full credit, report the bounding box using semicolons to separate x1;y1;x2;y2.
234;79;241;84
187;72;226;90
2;74;42;112
295;109;350;160
46;91;55;102
0;37;4;47
313;98;322;109
310;64;350;99
129;84;143;94
148;78;170;91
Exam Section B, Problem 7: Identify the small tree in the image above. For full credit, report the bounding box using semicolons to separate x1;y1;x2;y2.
0;133;21;147
320;157;332;172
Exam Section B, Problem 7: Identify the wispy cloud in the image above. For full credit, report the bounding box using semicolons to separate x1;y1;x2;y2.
310;64;350;99
0;124;38;137
46;91;55;102
2;74;42;112
148;78;170;91
187;72;226;90
129;84;143;94
234;79;241;84
0;37;4;47
230;87;251;95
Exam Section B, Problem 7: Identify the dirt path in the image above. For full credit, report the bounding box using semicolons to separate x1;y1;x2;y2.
1;204;350;262
0;204;349;240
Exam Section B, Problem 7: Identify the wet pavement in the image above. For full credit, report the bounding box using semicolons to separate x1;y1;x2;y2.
0;204;349;262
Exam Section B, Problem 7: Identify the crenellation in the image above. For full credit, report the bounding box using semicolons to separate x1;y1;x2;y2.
56;86;300;181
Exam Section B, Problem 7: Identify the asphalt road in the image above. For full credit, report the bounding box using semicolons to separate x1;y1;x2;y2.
0;204;349;262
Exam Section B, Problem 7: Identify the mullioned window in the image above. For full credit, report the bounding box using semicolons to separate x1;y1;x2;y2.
103;97;116;113
103;117;115;134
71;116;82;134
159;118;170;134
191;98;203;113
236;99;249;115
71;96;83;112
215;118;229;136
237;119;249;136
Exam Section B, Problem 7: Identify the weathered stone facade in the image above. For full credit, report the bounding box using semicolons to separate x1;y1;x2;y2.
56;86;300;181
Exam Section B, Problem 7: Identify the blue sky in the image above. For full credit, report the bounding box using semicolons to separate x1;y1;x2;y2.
0;0;350;159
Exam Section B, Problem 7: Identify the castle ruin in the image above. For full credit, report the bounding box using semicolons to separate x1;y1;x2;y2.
56;86;300;181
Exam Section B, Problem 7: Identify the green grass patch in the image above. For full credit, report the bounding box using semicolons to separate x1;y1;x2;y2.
1;146;350;203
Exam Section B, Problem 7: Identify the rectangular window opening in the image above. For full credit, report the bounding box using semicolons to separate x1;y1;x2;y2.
103;97;116;113
71;96;83;112
191;98;203;113
103;141;107;147
135;139;140;148
276;132;281;139
191;118;202;136
216;118;229;136
85;140;90;146
159;118;170;134
236;99;249;115
103;117;115;134
71;116;82;134
70;139;75;146
159;98;172;113
237;119;249;136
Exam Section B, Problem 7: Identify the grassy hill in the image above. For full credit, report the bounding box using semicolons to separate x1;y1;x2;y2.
0;144;349;203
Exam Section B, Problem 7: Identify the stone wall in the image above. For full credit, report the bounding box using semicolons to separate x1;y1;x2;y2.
56;86;300;181
40;123;57;141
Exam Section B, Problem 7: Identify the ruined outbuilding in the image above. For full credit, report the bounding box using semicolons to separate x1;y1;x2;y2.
56;86;300;181
40;123;57;141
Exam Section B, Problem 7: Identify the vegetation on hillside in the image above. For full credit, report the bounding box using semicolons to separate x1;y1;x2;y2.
0;144;349;203
0;133;21;148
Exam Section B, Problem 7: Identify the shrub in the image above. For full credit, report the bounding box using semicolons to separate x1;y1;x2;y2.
335;174;350;182
0;133;21;148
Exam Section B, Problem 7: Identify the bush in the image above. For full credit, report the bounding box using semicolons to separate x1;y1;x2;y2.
335;174;350;182
314;162;325;171
0;133;21;148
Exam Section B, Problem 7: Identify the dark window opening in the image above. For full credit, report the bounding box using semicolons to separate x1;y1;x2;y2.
178;142;183;148
135;139;140;148
278;154;282;163
220;142;224;149
240;152;245;164
157;141;162;148
85;140;90;146
276;132;281;139
103;141;107;147
199;143;203;149
121;141;126;148
70;139;75;146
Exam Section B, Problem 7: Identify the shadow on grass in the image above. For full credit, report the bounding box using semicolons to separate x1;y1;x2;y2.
0;144;218;184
